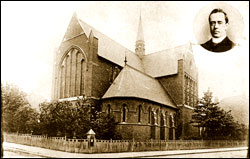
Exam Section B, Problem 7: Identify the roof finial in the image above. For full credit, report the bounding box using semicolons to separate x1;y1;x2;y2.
124;51;127;65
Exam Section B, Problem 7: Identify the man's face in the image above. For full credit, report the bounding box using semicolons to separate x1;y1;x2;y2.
209;12;228;38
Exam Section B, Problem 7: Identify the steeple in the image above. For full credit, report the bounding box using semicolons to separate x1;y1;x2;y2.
136;13;144;42
135;13;145;59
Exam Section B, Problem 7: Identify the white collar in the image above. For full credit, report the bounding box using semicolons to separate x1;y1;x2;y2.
212;35;227;44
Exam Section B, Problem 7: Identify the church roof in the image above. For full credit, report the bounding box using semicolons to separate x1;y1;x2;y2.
142;44;193;77
102;65;177;108
78;19;145;72
77;15;195;79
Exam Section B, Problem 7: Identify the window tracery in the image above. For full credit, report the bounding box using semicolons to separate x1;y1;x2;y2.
184;73;198;107
56;47;87;99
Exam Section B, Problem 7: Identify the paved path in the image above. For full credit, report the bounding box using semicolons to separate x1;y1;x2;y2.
3;142;248;158
143;149;248;158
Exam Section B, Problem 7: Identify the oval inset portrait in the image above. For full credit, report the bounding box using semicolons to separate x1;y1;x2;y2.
193;2;244;53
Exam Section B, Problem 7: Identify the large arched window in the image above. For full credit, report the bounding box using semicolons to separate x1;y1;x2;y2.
56;46;87;99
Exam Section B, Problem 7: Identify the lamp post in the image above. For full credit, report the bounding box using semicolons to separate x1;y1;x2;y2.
87;129;96;153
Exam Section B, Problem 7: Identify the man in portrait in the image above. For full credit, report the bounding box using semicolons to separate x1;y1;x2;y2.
201;8;236;52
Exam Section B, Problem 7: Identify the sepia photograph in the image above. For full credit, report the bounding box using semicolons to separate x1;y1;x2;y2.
1;1;249;158
194;2;245;53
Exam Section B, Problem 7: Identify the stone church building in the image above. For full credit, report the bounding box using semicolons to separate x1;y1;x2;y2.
51;12;199;140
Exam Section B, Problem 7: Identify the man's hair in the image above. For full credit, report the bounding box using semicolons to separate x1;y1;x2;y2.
209;8;229;24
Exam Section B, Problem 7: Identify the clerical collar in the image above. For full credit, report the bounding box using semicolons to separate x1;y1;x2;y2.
212;35;227;44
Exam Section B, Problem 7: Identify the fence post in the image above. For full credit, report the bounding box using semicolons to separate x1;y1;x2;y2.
29;135;32;146
159;140;161;150
152;138;154;150
110;139;113;152
132;138;134;152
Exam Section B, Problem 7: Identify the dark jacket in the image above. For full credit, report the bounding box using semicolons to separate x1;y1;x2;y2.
201;37;235;53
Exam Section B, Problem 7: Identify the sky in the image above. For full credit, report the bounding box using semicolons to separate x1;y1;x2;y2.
1;1;249;104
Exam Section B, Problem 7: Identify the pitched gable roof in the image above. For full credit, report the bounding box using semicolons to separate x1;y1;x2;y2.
102;65;177;108
78;19;145;72
142;44;193;77
76;14;196;79
63;12;85;42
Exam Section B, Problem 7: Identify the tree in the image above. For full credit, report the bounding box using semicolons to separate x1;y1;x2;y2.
38;98;121;139
91;112;122;140
190;89;248;140
1;84;3;158
2;83;39;134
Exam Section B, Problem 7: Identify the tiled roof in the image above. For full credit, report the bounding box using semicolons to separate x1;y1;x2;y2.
102;65;177;108
78;19;145;72
78;17;196;78
142;44;192;77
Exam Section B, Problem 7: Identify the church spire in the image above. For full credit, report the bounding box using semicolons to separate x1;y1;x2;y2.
136;13;144;41
135;12;145;59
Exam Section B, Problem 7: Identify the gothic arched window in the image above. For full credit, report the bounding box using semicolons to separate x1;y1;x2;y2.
80;59;85;95
56;46;87;99
169;114;173;128
156;109;159;125
165;111;168;126
107;104;111;115
122;104;127;122
173;113;177;127
160;113;164;126
138;105;142;123
148;107;151;124
60;64;65;98
184;73;198;107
